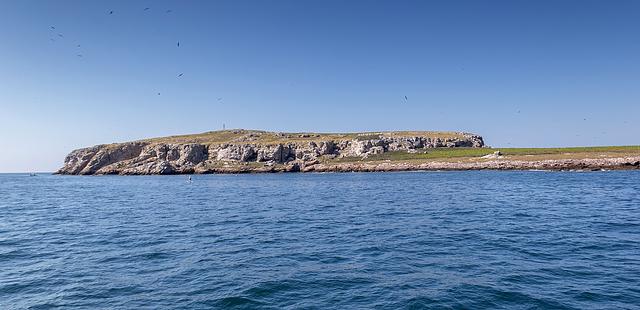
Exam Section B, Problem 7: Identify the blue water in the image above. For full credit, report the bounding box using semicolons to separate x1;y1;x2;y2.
1;171;639;309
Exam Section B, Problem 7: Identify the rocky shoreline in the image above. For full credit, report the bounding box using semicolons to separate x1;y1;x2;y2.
299;157;640;173
56;130;640;175
130;156;638;174
56;130;486;175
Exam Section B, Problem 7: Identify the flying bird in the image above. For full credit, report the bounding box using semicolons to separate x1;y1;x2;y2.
109;10;114;15
144;7;150;11
178;73;183;77
217;97;223;101
166;10;172;13
157;92;161;96
77;54;83;57
58;33;64;38
77;44;81;48
177;41;180;47
404;96;408;102
50;26;55;30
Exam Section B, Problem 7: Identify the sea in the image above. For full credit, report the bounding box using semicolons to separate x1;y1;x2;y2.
1;171;639;309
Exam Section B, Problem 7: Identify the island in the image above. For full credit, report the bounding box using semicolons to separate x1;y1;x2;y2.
57;129;640;175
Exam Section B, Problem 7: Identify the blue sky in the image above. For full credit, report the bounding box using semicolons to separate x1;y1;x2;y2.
1;0;639;172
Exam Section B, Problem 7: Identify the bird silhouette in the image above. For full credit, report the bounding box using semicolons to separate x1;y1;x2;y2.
404;96;408;102
217;97;223;101
157;92;161;96
178;73;184;77
177;41;180;47
144;7;150;11
109;10;114;15
77;54;83;57
58;33;64;38
50;26;55;30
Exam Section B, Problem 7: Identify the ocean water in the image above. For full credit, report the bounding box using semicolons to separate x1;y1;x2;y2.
1;171;639;309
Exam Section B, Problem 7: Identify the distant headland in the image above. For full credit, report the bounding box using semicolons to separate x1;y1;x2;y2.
57;129;640;175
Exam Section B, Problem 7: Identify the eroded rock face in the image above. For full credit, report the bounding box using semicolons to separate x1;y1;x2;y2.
60;145;103;175
57;132;486;175
60;142;147;175
216;144;256;162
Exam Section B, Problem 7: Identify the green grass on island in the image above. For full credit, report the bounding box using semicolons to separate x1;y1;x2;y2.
138;129;469;146
334;146;640;163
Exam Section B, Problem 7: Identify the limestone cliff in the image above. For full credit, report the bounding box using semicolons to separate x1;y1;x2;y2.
57;129;485;175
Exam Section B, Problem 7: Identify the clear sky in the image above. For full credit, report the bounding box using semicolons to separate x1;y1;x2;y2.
1;0;639;172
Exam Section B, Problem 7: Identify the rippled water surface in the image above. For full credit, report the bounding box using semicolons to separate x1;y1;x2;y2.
1;171;639;309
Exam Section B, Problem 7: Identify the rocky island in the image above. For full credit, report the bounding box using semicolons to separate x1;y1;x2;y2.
57;129;640;175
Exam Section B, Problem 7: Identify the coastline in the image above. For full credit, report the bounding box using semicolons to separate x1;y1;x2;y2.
56;156;640;175
301;156;640;173
55;129;640;175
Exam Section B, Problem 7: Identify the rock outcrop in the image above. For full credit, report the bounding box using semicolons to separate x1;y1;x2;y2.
57;130;486;175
